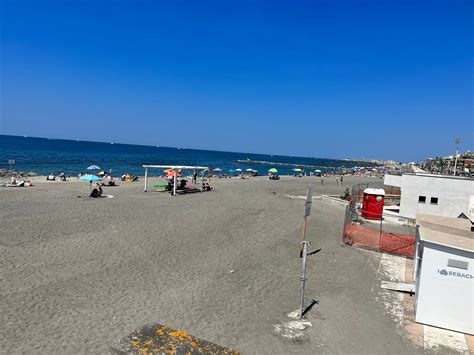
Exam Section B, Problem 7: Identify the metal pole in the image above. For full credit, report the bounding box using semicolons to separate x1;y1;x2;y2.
299;240;310;318
378;217;384;251
299;216;308;257
173;169;177;196
144;168;148;192
454;138;460;175
414;225;420;282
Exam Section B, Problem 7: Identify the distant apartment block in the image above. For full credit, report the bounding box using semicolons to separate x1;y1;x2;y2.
384;173;474;219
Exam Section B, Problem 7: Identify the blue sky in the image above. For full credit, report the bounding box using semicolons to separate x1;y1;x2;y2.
1;0;472;161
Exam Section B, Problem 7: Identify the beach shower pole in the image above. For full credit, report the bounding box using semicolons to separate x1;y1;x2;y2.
144;167;148;192
299;240;310;318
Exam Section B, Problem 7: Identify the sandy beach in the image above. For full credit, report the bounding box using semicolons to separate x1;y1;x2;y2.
0;175;424;354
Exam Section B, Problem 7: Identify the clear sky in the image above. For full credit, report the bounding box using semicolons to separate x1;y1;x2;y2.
1;0;472;161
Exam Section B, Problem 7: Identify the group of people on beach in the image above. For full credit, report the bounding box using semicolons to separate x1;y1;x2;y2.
47;172;66;181
121;173;138;182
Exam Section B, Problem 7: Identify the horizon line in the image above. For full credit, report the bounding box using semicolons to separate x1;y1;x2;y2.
0;133;386;164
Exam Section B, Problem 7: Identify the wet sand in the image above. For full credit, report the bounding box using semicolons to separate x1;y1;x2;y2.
0;175;424;354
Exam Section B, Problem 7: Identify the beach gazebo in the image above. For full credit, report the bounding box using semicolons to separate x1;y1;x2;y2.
142;165;209;196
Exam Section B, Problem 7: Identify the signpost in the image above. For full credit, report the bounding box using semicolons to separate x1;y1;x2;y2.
300;185;313;257
8;159;15;175
297;185;320;318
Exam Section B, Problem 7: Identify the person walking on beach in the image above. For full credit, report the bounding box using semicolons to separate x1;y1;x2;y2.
192;170;197;184
340;175;344;184
320;176;324;185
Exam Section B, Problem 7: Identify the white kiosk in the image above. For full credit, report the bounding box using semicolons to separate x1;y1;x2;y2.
414;214;473;335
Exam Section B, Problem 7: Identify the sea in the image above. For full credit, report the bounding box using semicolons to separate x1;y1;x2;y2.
0;135;372;176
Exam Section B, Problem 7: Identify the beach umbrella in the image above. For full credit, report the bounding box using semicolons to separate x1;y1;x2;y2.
80;174;102;182
235;168;242;172
268;168;278;173
315;169;321;173
164;169;174;173
80;174;102;191
294;168;303;172
246;168;253;172
87;165;101;170
229;169;235;172
214;168;222;172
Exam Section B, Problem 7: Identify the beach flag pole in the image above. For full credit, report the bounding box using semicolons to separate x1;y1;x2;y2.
299;185;313;257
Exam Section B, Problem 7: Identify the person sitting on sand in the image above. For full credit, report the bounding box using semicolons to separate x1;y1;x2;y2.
10;176;17;185
90;183;103;198
178;178;187;190
59;172;66;181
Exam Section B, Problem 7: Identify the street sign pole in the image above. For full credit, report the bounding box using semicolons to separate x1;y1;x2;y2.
299;240;310;317
299;185;313;257
8;159;15;175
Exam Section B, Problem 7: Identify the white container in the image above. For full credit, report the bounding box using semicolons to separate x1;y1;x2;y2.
414;214;474;335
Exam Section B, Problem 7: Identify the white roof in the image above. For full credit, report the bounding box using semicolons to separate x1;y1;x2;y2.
417;214;474;252
364;188;385;196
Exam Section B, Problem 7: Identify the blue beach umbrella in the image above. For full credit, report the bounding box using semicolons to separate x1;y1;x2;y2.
80;174;102;182
80;174;102;190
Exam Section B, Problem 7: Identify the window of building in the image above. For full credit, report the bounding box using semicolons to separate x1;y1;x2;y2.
418;196;426;203
430;197;438;205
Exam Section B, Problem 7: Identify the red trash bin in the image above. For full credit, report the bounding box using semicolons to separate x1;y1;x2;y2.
361;188;385;220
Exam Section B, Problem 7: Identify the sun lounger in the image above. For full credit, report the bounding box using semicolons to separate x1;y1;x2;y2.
6;180;25;187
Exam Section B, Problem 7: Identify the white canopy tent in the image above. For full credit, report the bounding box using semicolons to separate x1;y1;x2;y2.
142;165;209;196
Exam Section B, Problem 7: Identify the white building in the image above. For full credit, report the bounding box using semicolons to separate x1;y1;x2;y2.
384;173;474;219
414;214;473;335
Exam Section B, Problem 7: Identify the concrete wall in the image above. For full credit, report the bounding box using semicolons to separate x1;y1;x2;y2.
385;174;474;219
384;174;402;187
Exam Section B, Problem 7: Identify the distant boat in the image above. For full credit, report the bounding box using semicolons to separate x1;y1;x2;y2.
23;135;28;138
156;145;160;148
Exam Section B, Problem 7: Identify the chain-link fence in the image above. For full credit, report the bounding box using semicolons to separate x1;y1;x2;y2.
343;185;416;258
